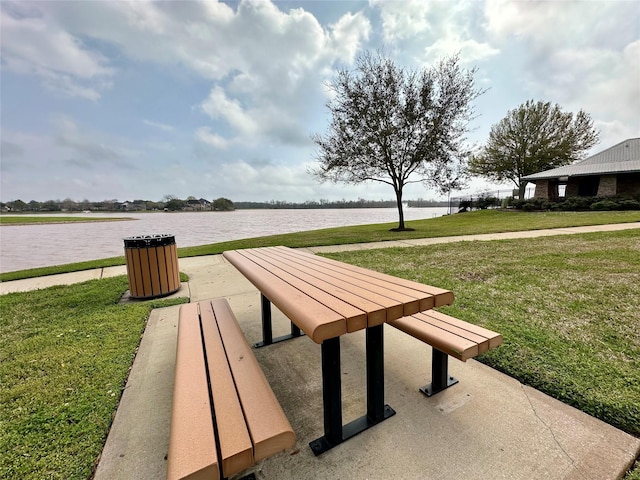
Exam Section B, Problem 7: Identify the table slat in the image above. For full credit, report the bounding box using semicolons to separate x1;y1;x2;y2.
223;250;346;343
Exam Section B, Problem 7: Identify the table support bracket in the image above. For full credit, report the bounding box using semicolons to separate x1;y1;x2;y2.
419;348;458;397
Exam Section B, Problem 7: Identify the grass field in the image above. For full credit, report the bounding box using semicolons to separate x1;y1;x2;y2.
0;277;186;480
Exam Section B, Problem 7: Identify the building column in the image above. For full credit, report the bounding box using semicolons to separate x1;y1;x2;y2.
597;175;617;197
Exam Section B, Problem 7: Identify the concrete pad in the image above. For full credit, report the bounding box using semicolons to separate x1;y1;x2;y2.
179;255;256;302
93;263;640;480
118;283;190;304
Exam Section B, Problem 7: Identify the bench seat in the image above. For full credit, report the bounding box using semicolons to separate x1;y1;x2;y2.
388;310;502;396
167;298;295;480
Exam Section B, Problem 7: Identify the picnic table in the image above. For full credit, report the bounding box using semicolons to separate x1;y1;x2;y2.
222;246;455;455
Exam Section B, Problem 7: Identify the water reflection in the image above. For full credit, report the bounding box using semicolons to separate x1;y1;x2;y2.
0;207;447;273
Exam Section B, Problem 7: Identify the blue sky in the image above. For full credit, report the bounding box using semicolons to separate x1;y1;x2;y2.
1;0;639;203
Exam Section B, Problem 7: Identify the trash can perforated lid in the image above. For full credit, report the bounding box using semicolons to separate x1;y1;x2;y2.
124;234;175;248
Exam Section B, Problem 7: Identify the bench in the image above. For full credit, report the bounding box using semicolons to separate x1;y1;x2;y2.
388;309;503;396
167;298;295;480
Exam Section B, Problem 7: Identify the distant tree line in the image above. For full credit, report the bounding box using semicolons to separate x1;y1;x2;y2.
2;196;447;212
235;198;448;209
0;197;235;213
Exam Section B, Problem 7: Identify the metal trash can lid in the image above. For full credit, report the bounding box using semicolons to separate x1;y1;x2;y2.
124;234;176;248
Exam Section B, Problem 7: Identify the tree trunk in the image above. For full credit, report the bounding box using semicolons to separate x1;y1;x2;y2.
393;188;406;231
518;181;528;199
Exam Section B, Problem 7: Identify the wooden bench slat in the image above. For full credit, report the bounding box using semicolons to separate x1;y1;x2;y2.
267;247;431;315
273;246;455;307
246;248;385;331
199;302;254;477
210;298;296;461
389;315;479;361
420;310;503;352
388;310;503;362
224;250;347;343
258;247;406;325
412;311;492;354
239;249;367;331
167;303;220;480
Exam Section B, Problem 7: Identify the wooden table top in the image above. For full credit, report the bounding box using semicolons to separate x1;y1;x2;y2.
223;246;454;343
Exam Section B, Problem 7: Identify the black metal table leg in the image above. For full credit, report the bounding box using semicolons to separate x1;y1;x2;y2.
309;337;342;454
259;294;273;346
366;324;395;422
309;327;395;456
253;294;304;348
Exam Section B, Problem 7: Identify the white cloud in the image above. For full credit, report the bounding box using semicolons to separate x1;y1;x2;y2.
190;159;316;200
195;127;230;150
328;11;372;63
483;0;640;147
0;4;113;100
53;115;138;168
201;87;259;137
36;1;370;147
143;120;174;132
423;35;499;64
2;0;638;205
371;0;498;66
370;0;431;43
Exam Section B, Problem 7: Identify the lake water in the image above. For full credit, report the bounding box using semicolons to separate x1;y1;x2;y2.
0;207;448;273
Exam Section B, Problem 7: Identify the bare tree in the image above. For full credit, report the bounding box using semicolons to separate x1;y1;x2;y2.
311;51;482;230
469;100;599;198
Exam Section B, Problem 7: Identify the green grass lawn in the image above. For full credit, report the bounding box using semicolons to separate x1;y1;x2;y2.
0;278;186;480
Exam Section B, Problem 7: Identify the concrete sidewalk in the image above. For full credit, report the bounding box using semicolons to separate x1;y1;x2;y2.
3;223;640;479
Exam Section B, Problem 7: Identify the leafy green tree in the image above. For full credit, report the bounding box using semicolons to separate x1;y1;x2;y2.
164;198;185;211
8;199;28;211
61;198;78;211
213;197;235;211
28;200;42;211
41;200;61;211
469;100;599;198
311;51;482;230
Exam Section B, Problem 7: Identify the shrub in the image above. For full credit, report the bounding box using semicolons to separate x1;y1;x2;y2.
590;200;619;211
512;194;640;212
561;196;595;210
458;200;473;212
617;199;640;210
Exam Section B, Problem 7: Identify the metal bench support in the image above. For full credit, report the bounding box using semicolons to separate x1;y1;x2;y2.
420;348;459;397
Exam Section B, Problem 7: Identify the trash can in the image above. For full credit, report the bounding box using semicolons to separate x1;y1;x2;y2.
124;234;180;299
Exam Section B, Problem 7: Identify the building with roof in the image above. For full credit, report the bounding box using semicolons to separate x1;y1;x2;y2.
522;138;640;201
